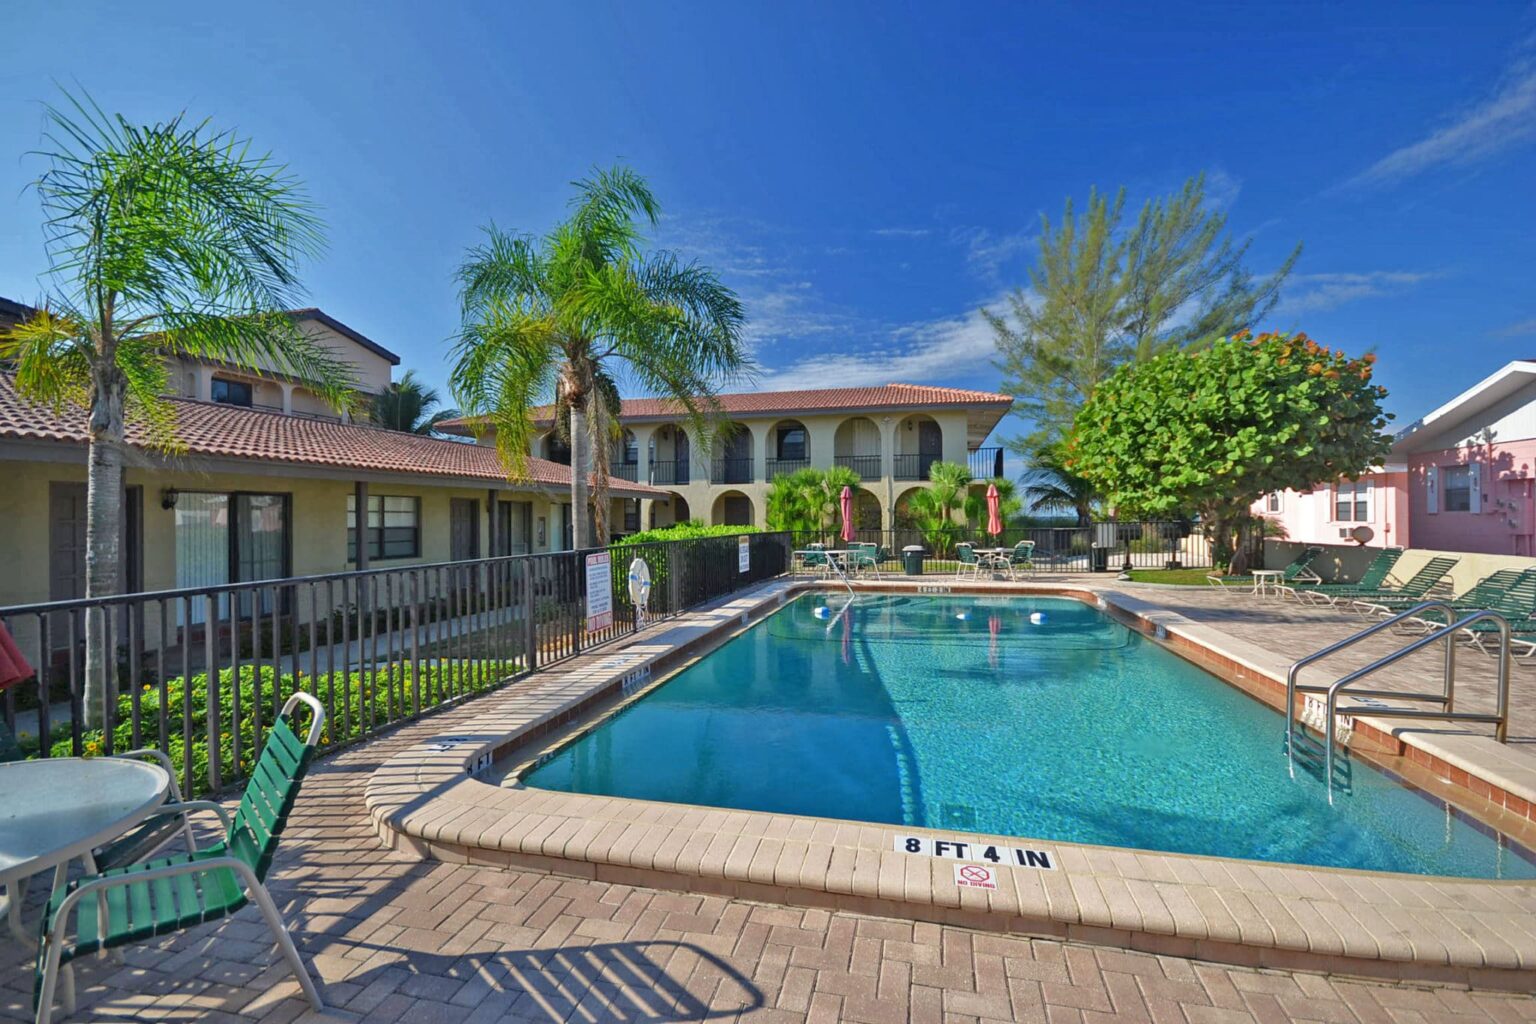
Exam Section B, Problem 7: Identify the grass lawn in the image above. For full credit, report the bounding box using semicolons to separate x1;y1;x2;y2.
1125;567;1227;586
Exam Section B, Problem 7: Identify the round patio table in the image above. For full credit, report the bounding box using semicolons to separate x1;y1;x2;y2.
0;757;170;946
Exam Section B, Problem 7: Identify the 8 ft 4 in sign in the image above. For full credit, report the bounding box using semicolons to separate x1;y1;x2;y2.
893;834;1057;870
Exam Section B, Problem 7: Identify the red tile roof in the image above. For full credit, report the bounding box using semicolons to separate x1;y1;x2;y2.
0;374;664;497
438;382;1012;431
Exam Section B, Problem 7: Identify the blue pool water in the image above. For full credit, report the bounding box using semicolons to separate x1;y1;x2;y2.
523;594;1535;878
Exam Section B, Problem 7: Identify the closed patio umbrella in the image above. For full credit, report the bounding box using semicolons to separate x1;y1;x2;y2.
985;482;1003;537
840;486;856;544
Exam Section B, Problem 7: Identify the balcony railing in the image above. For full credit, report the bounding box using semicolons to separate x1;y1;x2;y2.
893;453;940;481
765;457;810;479
711;457;754;485
834;454;882;479
612;463;638;482
968;446;1004;480
649;460;691;486
0;533;791;798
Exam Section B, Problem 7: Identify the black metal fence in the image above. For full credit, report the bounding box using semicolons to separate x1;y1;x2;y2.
790;521;1254;573
0;531;790;797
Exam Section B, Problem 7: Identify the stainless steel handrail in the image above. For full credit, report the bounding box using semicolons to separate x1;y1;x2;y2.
1284;600;1458;775
1319;610;1512;803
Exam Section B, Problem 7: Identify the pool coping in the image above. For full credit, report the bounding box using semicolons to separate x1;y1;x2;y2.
365;578;1536;989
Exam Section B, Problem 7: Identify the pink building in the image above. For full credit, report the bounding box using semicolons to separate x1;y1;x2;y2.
1390;360;1536;557
1252;466;1411;550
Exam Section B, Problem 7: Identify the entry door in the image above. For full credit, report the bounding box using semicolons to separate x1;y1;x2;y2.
675;432;690;485
496;500;532;555
450;499;480;561
917;421;943;476
49;483;142;600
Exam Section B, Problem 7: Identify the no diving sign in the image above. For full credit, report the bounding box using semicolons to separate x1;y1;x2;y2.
893;834;1057;871
955;863;998;890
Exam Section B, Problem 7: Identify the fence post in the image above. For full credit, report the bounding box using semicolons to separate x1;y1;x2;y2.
523;558;537;672
204;593;221;793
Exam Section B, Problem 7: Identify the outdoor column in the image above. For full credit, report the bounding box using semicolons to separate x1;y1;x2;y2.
354;481;369;571
279;382;293;415
880;416;896;517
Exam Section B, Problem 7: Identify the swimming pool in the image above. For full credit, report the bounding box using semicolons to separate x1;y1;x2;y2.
521;593;1535;879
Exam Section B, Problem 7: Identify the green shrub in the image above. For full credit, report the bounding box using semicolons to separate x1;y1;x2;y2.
613;521;761;545
35;658;516;796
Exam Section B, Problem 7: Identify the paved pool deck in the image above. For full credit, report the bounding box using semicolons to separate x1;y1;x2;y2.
8;574;1536;1022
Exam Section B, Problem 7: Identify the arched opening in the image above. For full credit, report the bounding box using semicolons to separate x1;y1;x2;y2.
711;490;754;527
892;486;928;548
711;423;754;484
648;424;690;485
651;493;691;529
894;414;942;481
766;419;810;479
542;432;572;466
852;488;883;544
834;417;882;481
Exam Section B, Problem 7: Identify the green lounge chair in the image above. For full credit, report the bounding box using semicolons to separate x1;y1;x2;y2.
33;693;328;1024
1454;573;1536;657
1367;569;1527;626
1292;548;1404;606
1342;556;1459;616
1206;546;1322;592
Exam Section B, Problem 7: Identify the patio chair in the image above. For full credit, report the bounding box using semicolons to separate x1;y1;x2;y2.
1454;573;1536;657
33;693;328;1024
847;542;881;578
1205;546;1322;592
1292;548;1405;606
1005;541;1036;580
955;543;980;579
1341;556;1459;616
795;543;829;576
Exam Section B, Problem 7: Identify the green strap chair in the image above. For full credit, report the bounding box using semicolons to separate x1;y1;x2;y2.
954;543;980;579
1292;548;1404;606
1206;546;1322;592
847;543;881;578
1342;556;1459;616
1368;568;1527;627
1456;572;1536;657
1006;541;1036;579
33;692;327;1024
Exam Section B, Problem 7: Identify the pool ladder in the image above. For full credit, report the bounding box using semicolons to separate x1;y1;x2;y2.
1283;600;1514;804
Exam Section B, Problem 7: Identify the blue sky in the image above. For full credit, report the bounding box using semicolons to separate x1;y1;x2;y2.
3;1;1535;465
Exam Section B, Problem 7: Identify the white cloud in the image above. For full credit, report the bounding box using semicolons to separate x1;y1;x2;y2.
1495;317;1536;338
1344;55;1536;188
871;227;931;238
952;227;1034;282
754;294;1011;391
1275;270;1441;315
1202;167;1243;209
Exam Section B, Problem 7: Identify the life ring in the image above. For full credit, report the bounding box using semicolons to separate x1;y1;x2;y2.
627;557;653;619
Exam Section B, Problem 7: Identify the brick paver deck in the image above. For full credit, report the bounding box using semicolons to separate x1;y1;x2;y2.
5;580;1536;1022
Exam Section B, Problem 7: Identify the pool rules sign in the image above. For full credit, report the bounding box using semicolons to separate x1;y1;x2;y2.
585;551;613;632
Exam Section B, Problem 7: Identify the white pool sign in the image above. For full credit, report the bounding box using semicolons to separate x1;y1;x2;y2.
893;834;1057;871
585;551;614;632
954;862;999;890
738;535;751;573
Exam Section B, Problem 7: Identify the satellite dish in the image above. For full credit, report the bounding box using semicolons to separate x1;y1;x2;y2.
1349;525;1374;546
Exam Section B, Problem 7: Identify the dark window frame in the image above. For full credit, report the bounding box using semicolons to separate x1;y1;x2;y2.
210;378;254;407
347;494;422;562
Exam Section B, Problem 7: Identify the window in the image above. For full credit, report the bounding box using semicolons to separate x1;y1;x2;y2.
622;433;638;465
1334;480;1371;522
210;378;253;407
1266;493;1281;514
347;494;420;561
1442;465;1473;512
622;499;641;534
777;426;806;461
174;491;290;622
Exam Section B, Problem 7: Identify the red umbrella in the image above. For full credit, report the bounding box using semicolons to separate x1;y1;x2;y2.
840;485;856;544
985;483;1003;537
0;620;34;690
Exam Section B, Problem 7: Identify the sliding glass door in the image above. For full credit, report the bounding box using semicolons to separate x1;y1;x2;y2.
175;492;290;622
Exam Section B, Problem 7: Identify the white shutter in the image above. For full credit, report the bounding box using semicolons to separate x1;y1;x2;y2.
1469;461;1482;513
1426;465;1439;514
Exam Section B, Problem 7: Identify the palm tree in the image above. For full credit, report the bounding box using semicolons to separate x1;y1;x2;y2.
905;461;971;555
765;466;860;538
1;93;354;726
451;167;750;547
371;369;461;435
1021;442;1098;526
962;477;1023;534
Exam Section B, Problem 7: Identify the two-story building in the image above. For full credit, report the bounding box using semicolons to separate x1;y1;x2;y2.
438;383;1013;536
0;298;663;608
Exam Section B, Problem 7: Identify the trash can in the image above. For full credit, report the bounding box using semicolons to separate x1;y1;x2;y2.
902;545;925;576
1090;544;1110;573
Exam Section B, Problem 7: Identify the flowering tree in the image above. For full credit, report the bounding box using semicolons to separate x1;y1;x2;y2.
1067;331;1393;573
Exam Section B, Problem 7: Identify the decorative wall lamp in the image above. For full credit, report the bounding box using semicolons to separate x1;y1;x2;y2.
160;487;179;510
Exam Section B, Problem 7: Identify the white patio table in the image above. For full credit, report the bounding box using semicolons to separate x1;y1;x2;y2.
0;757;170;947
